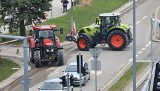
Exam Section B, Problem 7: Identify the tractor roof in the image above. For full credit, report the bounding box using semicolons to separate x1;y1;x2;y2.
32;25;56;30
99;13;121;17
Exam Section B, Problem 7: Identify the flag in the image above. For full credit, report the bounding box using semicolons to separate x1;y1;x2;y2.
72;21;76;36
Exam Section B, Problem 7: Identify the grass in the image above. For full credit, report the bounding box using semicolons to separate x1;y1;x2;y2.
108;62;149;91
40;0;129;41
0;58;20;82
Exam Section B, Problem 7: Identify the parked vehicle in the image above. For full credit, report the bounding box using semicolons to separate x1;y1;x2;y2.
63;62;90;86
29;25;64;68
38;78;73;91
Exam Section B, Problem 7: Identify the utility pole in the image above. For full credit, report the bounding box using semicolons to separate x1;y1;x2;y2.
79;53;82;91
71;0;73;33
132;0;136;91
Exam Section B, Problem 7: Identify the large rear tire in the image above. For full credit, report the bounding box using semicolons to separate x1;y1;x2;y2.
55;49;64;66
107;30;128;50
77;36;90;51
34;50;42;68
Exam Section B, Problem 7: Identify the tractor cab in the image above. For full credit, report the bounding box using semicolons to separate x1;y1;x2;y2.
96;13;121;34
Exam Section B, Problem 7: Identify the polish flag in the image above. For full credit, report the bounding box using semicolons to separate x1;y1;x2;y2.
72;21;76;36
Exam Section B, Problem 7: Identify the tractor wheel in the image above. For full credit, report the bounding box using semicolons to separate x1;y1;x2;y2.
77;36;90;51
107;30;128;50
34;50;42;68
30;49;35;63
55;49;64;66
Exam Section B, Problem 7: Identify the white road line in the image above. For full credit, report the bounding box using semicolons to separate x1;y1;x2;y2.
136;21;141;24
148;41;151;45
136;55;138;57
128;59;133;62
138;51;142;54
145;44;150;47
141;48;146;51
87;57;93;62
142;16;148;19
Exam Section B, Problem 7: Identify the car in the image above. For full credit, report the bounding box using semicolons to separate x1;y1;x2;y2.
63;62;90;86
38;78;73;91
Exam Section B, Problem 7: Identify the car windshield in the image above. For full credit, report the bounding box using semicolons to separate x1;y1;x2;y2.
39;30;54;38
65;65;77;72
40;82;61;90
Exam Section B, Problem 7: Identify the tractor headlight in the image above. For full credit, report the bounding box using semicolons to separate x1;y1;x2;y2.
51;49;54;52
46;49;50;52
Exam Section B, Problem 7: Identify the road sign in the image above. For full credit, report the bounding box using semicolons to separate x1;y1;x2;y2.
91;60;101;71
89;48;102;60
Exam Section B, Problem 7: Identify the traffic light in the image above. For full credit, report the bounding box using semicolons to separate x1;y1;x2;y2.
70;75;74;86
59;76;67;87
77;55;83;73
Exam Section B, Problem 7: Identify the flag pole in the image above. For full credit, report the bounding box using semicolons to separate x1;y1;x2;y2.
70;0;74;35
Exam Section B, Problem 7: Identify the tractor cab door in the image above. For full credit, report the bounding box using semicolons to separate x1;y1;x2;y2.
100;16;111;34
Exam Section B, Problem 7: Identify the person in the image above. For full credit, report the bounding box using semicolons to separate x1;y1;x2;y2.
61;0;69;13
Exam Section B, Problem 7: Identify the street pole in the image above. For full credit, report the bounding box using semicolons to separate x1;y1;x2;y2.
79;53;82;91
94;49;98;91
71;0;73;33
23;38;29;91
132;0;136;91
67;73;69;91
51;1;53;19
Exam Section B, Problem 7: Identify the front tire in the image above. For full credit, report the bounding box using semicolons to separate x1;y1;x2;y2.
107;30;128;50
77;36;90;51
34;50;41;68
55;49;64;66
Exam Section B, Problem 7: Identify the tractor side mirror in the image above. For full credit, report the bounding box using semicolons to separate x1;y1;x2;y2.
29;30;33;36
60;28;63;34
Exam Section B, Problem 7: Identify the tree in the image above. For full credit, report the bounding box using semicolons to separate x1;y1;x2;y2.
0;0;52;36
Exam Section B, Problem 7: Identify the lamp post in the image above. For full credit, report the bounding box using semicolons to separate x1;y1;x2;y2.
132;0;136;91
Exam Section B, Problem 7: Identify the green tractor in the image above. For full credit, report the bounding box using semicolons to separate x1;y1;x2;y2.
66;13;132;51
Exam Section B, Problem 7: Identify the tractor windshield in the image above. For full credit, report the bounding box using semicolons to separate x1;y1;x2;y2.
39;30;54;38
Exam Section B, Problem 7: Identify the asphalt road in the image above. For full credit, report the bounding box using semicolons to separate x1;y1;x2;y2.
1;0;160;91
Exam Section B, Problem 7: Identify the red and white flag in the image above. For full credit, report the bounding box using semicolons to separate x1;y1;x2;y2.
71;21;76;36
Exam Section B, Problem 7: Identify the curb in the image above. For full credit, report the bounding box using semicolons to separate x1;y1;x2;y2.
0;56;31;90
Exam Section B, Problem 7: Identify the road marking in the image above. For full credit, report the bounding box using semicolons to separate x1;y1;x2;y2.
136;21;141;24
128;59;133;62
142;16;148;19
148;41;151;45
136;55;138;57
145;44;150;47
138;51;142;54
87;57;93;62
141;48;146;51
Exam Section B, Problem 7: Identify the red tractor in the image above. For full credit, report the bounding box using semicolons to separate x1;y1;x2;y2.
29;25;64;68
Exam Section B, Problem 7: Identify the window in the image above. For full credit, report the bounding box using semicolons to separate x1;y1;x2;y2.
65;65;77;72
